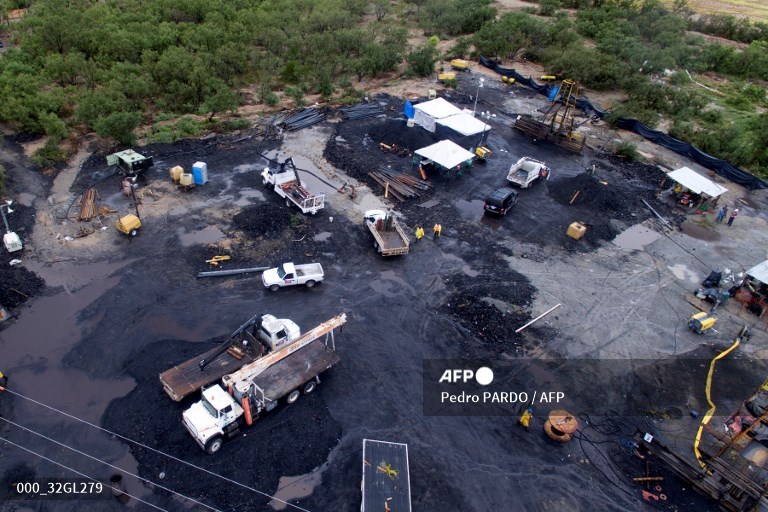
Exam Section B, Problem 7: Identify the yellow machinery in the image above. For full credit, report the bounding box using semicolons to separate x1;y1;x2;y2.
474;146;491;161
501;75;516;85
438;72;456;83
450;59;469;71
116;214;141;237
688;311;717;334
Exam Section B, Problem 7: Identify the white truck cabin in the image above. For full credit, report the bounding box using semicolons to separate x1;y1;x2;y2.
258;314;301;350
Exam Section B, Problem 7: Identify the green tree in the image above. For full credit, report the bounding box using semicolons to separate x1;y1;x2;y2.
94;111;142;145
407;41;438;77
203;79;239;121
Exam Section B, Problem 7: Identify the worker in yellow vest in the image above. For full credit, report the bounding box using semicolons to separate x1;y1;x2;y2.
415;226;424;243
519;407;534;431
0;369;7;390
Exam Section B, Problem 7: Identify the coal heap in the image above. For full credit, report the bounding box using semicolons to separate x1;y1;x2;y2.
233;203;293;236
549;173;639;221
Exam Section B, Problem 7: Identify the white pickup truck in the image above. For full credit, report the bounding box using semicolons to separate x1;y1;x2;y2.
261;157;325;215
262;262;324;291
506;157;551;189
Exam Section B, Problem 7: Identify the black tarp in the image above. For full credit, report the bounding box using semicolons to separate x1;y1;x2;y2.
479;55;768;190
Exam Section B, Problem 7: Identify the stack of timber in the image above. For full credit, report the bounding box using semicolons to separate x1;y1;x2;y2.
78;188;99;221
368;169;431;202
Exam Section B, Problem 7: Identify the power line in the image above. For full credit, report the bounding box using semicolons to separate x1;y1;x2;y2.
2;387;310;512
0;436;168;512
0;416;220;512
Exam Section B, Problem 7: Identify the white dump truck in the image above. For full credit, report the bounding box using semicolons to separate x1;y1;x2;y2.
262;262;324;291
364;210;409;256
182;313;346;454
159;314;301;402
261;157;325;214
506;156;551;189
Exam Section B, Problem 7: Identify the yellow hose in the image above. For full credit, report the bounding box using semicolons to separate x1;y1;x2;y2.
694;338;741;467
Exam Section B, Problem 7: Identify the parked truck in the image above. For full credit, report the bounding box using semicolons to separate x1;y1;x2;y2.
261;157;325;215
262;262;324;291
364;210;409;256
159;314;301;402
506;157;551;189
182;313;346;454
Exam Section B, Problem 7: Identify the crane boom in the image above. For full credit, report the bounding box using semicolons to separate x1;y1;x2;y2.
222;313;346;389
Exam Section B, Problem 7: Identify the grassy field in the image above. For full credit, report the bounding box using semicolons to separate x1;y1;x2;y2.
683;0;768;21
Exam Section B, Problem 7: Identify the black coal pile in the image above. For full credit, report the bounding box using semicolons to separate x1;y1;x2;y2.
233;202;293;237
102;339;342;512
0;202;44;314
549;173;639;220
439;260;537;353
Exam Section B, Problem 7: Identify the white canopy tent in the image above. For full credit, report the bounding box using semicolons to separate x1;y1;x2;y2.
436;112;491;136
747;261;768;285
413;98;463;132
666;167;728;198
415;140;476;169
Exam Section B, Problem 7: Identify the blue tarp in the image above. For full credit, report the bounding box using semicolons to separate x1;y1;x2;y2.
404;100;415;119
479;55;767;190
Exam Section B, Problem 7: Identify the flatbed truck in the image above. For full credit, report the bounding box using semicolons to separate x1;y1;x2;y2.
182;313;346;454
261;157;325;214
159;314;300;402
364;210;409;256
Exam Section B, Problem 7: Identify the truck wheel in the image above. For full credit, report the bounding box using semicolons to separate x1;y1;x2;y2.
263;178;270;188
285;199;292;208
130;229;138;236
269;284;280;292
305;280;316;288
286;390;301;404
302;380;317;395
205;436;223;455
374;241;379;251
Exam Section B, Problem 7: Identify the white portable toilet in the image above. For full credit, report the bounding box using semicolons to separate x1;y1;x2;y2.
192;161;208;185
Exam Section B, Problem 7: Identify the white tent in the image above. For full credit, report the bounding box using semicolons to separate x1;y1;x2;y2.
436;112;491;136
666;167;728;198
747;261;768;285
415;140;476;169
413;98;463;132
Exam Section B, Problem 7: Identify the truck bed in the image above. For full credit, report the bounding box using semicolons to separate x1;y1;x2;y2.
251;339;340;402
368;220;409;255
160;335;263;402
361;440;412;512
296;263;323;277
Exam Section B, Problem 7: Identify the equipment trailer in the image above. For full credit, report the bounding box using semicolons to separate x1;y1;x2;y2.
182;314;346;454
361;439;412;512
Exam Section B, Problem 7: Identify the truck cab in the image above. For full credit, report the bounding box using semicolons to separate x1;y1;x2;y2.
258;314;301;350
182;385;244;454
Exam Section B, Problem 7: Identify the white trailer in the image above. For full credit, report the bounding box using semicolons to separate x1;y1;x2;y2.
261;157;325;215
361;439;412;512
506;156;551;189
183;313;346;454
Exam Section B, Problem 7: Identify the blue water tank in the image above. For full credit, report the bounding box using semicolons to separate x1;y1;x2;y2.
192;161;208;185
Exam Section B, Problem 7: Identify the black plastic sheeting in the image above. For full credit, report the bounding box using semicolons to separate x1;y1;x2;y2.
480;55;767;190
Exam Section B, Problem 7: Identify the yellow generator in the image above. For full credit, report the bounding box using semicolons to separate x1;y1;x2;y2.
450;59;469;71
474;146;491;161
438;72;457;83
116;214;141;237
688;311;716;334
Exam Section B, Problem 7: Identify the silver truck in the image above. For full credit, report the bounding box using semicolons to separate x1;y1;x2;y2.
262;262;324;291
364;210;409;256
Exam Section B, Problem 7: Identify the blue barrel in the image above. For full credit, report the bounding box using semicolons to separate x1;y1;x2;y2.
192;162;208;185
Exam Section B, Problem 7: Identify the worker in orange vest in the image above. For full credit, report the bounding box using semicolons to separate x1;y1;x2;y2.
433;223;442;240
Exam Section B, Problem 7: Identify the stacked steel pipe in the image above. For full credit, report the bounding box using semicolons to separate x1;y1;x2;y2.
280;108;326;131
339;103;383;120
368;169;431;202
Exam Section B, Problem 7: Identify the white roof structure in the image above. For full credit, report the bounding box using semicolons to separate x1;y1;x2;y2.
414;98;463;119
415;140;476;169
747;261;768;284
666;167;728;198
436;113;491;136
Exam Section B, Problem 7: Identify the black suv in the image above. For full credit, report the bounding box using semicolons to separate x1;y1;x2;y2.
484;187;518;216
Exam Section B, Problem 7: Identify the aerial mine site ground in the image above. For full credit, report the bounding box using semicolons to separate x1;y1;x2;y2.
2;70;768;512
